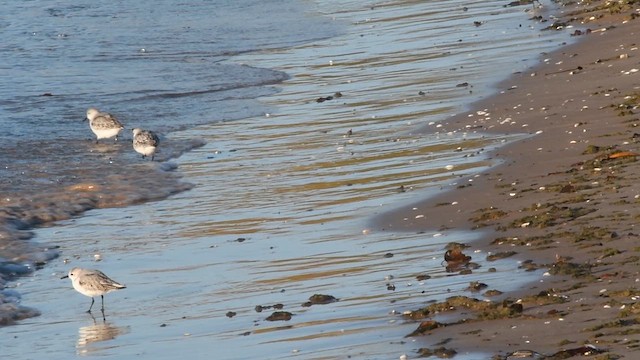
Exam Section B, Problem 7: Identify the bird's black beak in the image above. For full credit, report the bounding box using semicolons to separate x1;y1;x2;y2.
82;118;87;122
61;275;69;279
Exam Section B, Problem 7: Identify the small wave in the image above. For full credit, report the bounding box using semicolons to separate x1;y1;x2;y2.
0;136;205;325
0;289;41;326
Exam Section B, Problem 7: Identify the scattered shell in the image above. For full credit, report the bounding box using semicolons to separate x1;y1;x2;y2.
607;151;639;159
66;183;100;192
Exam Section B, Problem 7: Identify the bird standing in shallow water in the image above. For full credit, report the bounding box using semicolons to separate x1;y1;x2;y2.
61;267;126;318
132;128;160;161
85;108;124;143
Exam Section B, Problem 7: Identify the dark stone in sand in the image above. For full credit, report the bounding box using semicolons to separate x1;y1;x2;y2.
484;289;503;297
505;0;535;7
302;294;339;307
255;303;284;312
444;248;471;263
416;274;431;281
226;311;236;318
445;242;470;250
582;144;602;154
486;251;517;261
417;346;458;358
467;281;488;292
549;260;592;278
505;350;545;359
542;21;569;31
407;320;444;337
266;311;293;321
559;184;576;193
508;303;524;314
403;308;430;321
316;95;334;103
384;252;394;258
444;247;476;273
548;345;605;358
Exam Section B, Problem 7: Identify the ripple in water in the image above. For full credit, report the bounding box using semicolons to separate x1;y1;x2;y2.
0;0;340;324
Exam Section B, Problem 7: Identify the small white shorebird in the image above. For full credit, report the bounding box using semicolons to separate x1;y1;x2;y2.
61;267;126;315
132;128;160;161
85;108;125;143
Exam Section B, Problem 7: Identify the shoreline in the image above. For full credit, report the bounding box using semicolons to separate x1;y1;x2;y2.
375;1;640;358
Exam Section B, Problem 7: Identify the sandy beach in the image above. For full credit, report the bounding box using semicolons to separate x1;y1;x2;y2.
376;1;640;358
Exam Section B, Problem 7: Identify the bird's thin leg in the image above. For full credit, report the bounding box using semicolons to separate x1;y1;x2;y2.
100;295;106;321
151;155;155;161
87;297;95;313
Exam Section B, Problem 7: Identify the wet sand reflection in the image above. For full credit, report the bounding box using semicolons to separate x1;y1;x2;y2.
76;315;129;356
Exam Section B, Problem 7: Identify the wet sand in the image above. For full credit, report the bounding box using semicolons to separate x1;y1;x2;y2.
376;1;640;358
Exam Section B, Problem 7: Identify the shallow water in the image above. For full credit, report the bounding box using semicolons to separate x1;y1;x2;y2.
2;0;573;358
0;0;339;315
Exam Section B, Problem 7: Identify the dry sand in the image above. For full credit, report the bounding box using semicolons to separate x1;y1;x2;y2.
376;1;640;358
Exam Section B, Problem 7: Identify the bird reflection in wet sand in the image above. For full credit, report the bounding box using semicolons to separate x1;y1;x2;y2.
76;315;130;356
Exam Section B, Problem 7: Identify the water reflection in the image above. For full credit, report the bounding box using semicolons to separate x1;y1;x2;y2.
76;315;129;356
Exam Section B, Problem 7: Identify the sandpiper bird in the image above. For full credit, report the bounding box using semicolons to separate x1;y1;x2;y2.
132;128;160;161
61;267;126;315
85;108;125;143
